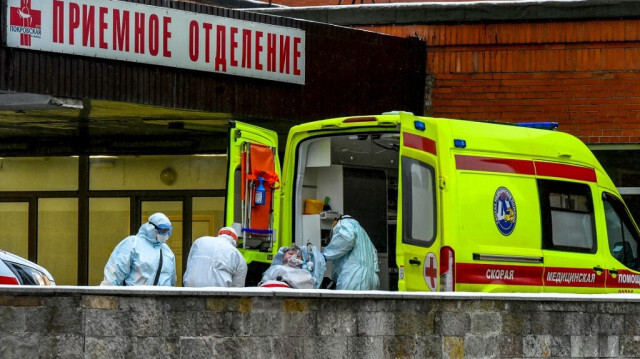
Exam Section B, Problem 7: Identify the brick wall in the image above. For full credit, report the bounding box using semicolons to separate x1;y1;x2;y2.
2;287;640;358
358;20;640;144
272;0;507;7
256;2;640;145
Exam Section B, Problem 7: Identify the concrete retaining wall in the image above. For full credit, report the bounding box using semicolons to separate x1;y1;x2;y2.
1;287;640;358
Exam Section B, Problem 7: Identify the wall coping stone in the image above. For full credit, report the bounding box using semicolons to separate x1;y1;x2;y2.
2;285;640;302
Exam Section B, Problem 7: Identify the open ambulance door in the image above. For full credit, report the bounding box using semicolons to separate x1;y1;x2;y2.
226;121;281;280
397;113;441;292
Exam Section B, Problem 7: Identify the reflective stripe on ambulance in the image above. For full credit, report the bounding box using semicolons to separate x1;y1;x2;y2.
456;263;607;288
456;263;543;286
608;269;640;290
455;155;597;183
403;132;437;156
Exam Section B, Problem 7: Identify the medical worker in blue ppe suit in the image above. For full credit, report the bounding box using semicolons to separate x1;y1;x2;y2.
323;215;380;290
101;213;176;286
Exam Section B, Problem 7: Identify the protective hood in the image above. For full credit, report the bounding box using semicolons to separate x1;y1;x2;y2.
220;235;237;247
218;227;238;247
138;213;172;246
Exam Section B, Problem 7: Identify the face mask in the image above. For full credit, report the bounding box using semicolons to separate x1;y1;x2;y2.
156;233;169;243
284;256;303;268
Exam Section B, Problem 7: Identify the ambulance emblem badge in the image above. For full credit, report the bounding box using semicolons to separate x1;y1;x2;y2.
493;186;517;236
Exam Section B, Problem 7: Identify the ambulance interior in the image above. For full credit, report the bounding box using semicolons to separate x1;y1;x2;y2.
293;132;400;290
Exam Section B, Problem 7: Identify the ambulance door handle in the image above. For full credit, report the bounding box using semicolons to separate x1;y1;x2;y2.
593;266;604;274
409;258;421;265
609;269;618;275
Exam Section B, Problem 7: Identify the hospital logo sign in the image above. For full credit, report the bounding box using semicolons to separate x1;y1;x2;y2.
9;0;42;46
493;186;516;236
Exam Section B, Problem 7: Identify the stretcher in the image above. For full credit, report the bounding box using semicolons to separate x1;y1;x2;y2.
241;142;280;252
258;244;326;289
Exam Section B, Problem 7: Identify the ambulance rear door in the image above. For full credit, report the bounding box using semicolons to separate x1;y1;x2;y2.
397;113;441;292
226;121;281;272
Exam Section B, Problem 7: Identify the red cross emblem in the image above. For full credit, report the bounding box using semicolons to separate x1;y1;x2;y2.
9;0;41;46
424;252;438;291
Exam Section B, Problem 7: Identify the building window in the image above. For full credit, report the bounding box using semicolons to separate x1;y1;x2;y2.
89;198;131;285
38;198;78;285
0;202;29;259
592;147;640;223
89;154;228;190
0;157;78;191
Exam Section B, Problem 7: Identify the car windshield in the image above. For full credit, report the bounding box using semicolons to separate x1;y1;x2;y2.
3;261;50;285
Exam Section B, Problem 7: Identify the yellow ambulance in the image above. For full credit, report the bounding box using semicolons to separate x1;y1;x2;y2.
226;111;640;293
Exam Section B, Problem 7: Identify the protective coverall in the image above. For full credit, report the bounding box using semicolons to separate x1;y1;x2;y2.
183;228;248;287
101;213;176;286
323;216;380;290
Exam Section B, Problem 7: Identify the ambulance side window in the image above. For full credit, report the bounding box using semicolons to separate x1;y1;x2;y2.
538;179;596;253
401;157;436;247
603;193;640;271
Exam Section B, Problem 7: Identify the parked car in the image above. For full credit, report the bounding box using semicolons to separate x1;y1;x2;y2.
0;250;55;286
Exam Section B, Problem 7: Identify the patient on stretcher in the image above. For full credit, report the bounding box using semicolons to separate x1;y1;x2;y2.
259;244;325;289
